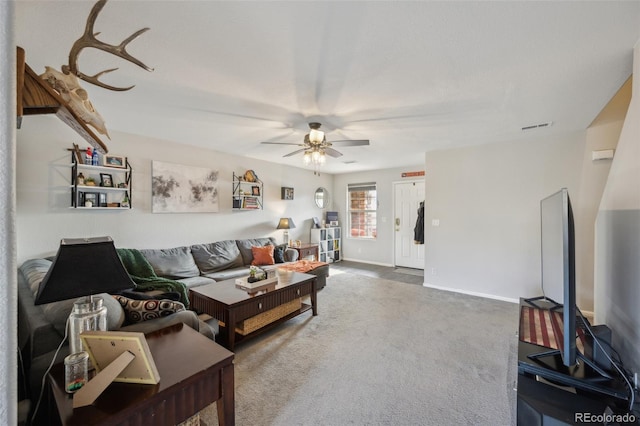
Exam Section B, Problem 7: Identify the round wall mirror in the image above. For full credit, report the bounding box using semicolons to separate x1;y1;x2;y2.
315;187;329;209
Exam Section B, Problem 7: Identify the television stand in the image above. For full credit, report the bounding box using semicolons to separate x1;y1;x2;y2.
516;299;633;424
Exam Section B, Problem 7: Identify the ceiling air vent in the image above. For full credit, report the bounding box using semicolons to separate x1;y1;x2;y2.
522;121;553;131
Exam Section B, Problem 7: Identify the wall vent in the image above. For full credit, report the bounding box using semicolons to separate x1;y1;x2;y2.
342;161;357;164
522;121;553;131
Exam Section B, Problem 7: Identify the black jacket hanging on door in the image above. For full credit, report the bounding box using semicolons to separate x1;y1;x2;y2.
414;201;424;244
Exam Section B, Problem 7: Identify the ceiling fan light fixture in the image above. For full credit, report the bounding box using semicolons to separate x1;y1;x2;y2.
303;151;312;165
309;129;324;144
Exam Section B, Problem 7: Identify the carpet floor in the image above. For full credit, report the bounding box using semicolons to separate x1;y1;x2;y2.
200;271;520;425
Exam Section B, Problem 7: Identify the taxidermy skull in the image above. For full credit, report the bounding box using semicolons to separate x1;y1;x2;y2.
40;0;153;139
40;66;110;138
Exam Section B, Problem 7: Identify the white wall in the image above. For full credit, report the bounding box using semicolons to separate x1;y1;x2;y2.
16;116;333;263
333;166;424;266
423;128;615;305
594;40;640;374
1;1;17;423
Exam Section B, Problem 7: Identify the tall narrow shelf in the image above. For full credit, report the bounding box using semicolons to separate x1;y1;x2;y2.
70;152;132;210
310;227;341;263
232;172;263;210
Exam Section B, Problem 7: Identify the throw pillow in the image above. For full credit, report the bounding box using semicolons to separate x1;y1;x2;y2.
273;244;287;263
251;245;275;266
112;294;185;325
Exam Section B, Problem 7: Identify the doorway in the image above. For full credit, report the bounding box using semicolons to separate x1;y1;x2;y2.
393;180;425;269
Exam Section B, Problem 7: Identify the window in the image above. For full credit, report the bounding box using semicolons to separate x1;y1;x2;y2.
348;183;377;239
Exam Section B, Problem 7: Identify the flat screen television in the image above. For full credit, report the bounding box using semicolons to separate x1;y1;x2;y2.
539;188;576;367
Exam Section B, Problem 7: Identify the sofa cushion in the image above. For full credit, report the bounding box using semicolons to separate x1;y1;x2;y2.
177;276;217;288
191;240;244;274
112;295;185;325
139;246;200;279
237;238;277;265
251;245;275;266
203;267;253;281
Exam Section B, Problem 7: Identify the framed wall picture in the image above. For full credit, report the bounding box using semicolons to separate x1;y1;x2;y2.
152;161;219;213
281;187;294;200
103;155;127;169
100;173;113;187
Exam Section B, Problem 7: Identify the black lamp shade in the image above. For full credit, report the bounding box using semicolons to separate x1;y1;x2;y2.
34;236;136;305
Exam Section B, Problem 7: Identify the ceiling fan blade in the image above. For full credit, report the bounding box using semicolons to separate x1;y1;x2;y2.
283;148;308;158
261;141;304;146
325;147;343;158
330;139;370;146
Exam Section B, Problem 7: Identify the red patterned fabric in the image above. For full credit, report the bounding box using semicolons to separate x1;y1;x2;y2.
113;295;185;324
519;306;585;353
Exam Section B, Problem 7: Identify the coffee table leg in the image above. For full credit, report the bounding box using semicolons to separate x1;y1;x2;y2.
311;279;318;316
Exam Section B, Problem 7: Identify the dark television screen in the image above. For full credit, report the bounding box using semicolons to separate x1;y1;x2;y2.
540;188;576;367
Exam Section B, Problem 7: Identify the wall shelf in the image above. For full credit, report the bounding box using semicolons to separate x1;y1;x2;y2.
70;151;132;209
232;172;263;210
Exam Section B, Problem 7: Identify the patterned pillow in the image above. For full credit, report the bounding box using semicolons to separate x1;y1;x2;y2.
112;295;185;324
251;245;275;266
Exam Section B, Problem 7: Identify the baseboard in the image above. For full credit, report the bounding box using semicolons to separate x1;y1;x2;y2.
341;257;395;267
422;282;519;304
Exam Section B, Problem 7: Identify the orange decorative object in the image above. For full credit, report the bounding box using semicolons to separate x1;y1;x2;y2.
276;260;328;273
251;245;275;266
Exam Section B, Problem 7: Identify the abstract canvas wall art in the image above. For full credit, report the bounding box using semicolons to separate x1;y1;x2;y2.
152;161;219;213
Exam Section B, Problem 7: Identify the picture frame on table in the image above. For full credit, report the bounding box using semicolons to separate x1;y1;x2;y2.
103;155;127;169
100;173;113;187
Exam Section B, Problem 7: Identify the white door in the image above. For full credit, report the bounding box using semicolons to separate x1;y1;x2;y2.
394;181;425;269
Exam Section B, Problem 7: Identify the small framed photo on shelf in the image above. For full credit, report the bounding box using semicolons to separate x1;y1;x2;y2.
99;193;107;207
281;187;294;200
330;220;339;227
100;173;113;187
81;192;99;208
103;155;127;169
252;186;261;196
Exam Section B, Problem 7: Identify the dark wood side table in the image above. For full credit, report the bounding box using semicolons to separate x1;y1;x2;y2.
47;323;235;426
291;243;319;261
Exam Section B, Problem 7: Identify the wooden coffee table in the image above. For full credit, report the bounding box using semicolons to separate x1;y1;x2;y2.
47;323;235;425
189;271;318;350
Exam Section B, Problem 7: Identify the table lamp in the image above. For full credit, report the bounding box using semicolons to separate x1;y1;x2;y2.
34;236;135;354
276;217;296;245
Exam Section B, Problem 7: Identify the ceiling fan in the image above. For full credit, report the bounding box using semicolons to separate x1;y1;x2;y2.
261;122;370;162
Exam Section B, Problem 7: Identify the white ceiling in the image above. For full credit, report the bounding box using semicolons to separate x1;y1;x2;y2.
15;1;640;174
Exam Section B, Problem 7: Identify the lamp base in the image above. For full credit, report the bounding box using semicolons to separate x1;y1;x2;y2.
68;297;107;355
283;230;289;246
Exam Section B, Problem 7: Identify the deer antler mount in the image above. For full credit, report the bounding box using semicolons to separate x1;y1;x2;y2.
40;0;153;139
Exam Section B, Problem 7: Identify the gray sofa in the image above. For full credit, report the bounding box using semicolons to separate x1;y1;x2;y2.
137;237;328;290
18;237;329;404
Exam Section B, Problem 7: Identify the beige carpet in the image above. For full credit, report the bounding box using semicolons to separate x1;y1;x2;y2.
200;271;519;425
